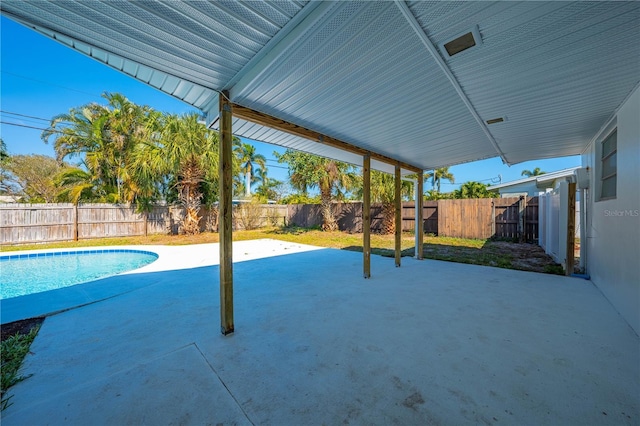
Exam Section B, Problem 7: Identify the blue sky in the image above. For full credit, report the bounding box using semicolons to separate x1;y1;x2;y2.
1;16;579;191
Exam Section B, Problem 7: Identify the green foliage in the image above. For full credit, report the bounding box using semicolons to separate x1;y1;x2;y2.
38;94;242;217
1;325;41;411
54;166;105;204
280;193;321;204
253;172;285;203
3;154;64;202
453;181;498;199
367;170;413;203
424;189;455;200
275;149;357;230
42;92;159;204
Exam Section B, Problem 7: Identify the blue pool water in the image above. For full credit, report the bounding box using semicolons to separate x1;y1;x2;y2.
0;249;158;300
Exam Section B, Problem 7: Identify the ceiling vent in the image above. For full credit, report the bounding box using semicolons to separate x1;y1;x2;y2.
440;25;482;58
486;117;505;125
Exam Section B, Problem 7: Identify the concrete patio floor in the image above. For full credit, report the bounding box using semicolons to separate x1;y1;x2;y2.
1;239;638;425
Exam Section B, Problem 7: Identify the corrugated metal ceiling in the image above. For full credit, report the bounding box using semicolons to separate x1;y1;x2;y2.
2;0;638;173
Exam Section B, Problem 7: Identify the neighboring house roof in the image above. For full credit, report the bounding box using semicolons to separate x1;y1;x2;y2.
489;167;580;192
1;2;638;175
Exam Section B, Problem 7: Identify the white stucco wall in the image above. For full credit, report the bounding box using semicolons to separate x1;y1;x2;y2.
583;86;640;334
497;181;539;197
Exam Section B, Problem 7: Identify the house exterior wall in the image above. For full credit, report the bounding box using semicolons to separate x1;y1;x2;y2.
583;86;640;334
497;181;539;197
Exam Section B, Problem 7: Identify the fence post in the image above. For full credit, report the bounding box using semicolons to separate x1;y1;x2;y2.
144;211;148;237
518;196;525;242
491;200;496;237
73;203;79;241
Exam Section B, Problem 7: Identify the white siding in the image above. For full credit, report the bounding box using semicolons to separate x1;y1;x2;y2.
584;86;640;334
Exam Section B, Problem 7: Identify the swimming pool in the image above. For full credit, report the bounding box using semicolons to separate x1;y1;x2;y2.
0;249;158;300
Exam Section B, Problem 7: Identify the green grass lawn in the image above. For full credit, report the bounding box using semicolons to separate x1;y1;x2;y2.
1;226;560;273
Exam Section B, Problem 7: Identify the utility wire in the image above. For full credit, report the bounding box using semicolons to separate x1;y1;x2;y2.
1;70;102;99
0;121;52;132
0;110;51;122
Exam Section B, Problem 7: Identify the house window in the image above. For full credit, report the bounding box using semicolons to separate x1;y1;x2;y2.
600;130;617;199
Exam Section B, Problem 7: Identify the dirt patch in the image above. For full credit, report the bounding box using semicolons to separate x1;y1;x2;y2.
419;240;564;274
1;317;44;343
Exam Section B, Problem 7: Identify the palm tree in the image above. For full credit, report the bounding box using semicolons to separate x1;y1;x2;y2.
54;165;109;204
237;143;266;197
426;167;455;192
276;149;357;231
254;168;284;203
42;92;157;203
367;171;413;234
521;167;546;177
137;113;221;235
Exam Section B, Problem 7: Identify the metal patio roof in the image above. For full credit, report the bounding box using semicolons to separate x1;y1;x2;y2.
2;1;638;174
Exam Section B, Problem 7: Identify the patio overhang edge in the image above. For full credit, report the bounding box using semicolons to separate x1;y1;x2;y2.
229;103;422;174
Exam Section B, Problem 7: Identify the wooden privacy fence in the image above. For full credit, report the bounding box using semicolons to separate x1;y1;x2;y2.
1;198;536;245
287;197;538;241
0;203;287;245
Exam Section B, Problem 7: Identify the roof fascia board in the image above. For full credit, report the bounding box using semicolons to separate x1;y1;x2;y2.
394;0;509;165
231;103;422;173
490;167;579;189
226;1;333;96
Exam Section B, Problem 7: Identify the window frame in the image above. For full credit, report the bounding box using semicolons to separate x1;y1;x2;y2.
599;129;617;201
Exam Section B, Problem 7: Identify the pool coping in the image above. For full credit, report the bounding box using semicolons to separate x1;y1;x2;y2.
1;248;159;260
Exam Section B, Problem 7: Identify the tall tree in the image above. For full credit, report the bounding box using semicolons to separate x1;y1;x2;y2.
42;92;157;203
521;167;546;177
426;167;455;192
136;113;223;234
237;143;266;197
276;150;357;231
253;167;284;203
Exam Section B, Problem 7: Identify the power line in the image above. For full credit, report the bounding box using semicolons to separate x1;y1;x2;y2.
0;121;51;132
1;70;102;99
0;110;51;122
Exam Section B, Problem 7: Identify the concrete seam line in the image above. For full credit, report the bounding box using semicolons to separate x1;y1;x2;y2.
194;342;256;426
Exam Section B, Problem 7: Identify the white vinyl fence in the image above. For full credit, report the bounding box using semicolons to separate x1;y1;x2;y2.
538;181;580;271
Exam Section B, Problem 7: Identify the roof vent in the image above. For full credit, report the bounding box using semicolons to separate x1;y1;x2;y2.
486;117;505;125
440;25;482;58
